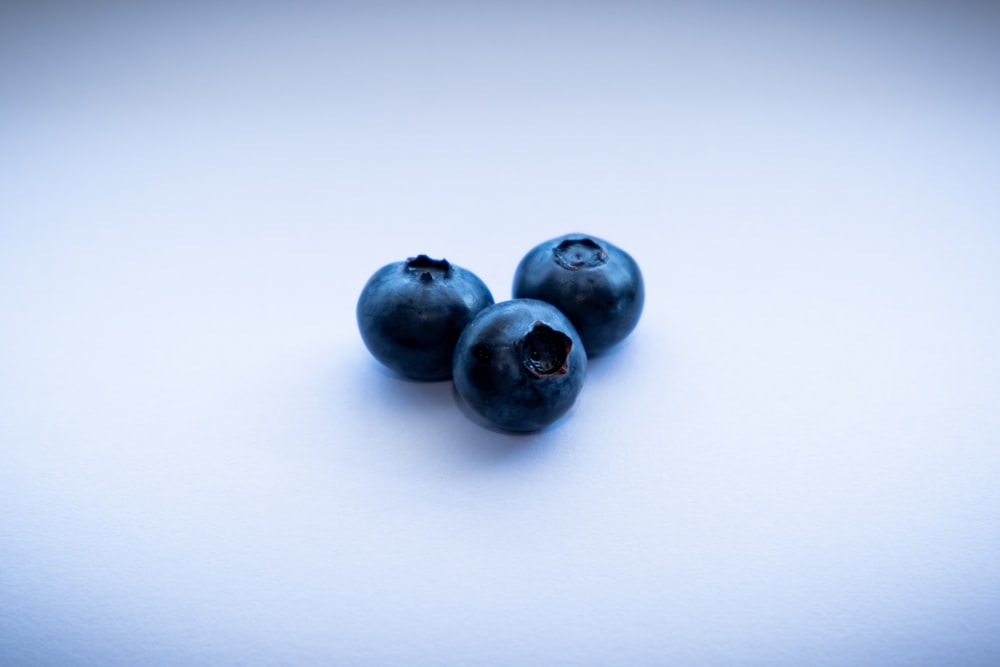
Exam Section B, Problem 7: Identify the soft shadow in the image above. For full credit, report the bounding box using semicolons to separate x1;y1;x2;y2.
324;354;571;471
448;382;577;465
358;356;458;411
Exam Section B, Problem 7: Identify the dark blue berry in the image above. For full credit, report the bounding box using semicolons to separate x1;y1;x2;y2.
512;234;644;356
452;299;587;432
357;255;494;380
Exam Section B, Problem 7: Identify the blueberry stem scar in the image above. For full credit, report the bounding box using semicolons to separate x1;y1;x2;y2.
553;238;608;270
406;255;451;278
520;321;572;376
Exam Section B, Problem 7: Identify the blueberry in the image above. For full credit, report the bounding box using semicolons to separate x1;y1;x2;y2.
452;299;587;432
512;234;644;356
357;255;494;380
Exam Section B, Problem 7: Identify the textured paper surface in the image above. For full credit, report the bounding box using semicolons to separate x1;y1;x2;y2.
2;3;999;665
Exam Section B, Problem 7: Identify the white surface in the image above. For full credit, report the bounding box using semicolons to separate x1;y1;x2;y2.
2;3;1000;665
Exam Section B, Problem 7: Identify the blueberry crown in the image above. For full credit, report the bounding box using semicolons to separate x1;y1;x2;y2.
553;238;608;270
406;255;451;281
519;322;572;376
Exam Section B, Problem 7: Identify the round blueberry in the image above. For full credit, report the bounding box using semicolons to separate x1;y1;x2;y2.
452;299;587;432
512;234;644;356
357;255;494;380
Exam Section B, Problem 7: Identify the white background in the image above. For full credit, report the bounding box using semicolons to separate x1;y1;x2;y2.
2;2;999;665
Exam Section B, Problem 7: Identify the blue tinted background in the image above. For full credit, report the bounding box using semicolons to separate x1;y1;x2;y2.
2;2;999;665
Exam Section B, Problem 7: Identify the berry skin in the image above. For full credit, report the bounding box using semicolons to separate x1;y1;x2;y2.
452;299;587;432
357;255;494;380
512;234;644;356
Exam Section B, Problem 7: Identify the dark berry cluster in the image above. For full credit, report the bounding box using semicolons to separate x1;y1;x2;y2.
356;234;644;432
